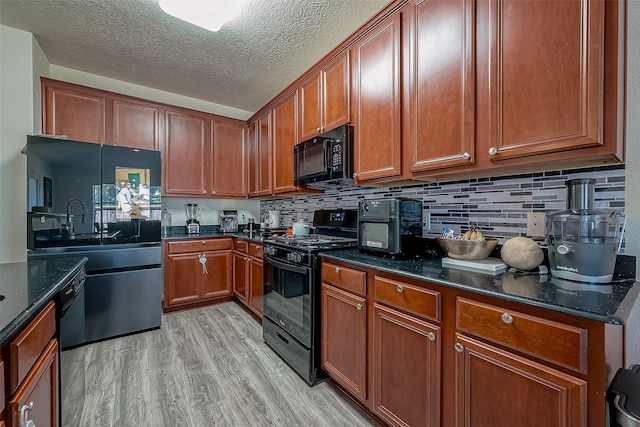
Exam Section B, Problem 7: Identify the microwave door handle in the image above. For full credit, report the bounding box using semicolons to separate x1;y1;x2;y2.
324;139;332;172
265;255;309;275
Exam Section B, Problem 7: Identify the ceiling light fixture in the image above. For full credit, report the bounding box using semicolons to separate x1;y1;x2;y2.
158;0;248;32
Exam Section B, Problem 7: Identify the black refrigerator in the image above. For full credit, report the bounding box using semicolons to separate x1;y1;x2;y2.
26;135;163;349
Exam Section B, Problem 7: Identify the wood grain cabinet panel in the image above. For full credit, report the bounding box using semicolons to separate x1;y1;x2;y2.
456;297;588;372
272;93;298;194
167;238;231;254
249;257;264;317
454;334;587;427
201;250;232;299
247;112;273;197
163;109;210;196
351;11;402;183
321;262;366;296
405;0;475;172
298;51;350;141
112;99;160;150
211;119;247;197
42;80;106;144
232;251;249;302
373;304;440;427
321;283;367;402
164;253;201;307
483;0;605;161
374;275;440;322
8;340;58;427
232;240;264;317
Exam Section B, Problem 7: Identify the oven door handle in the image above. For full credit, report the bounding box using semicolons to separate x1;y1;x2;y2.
265;255;309;275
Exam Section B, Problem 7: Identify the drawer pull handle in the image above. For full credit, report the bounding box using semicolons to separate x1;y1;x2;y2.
202;241;206;245
335;267;340;273
462;152;470;159
396;285;404;293
427;332;436;341
501;313;513;324
356;304;362;311
454;343;464;353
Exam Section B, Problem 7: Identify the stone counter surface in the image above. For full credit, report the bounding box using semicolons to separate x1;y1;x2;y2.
162;230;267;244
321;249;640;325
0;256;87;345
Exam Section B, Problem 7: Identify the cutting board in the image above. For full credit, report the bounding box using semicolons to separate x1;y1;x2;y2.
441;257;508;275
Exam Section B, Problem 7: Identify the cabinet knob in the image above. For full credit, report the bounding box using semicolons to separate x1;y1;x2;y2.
353;173;358;178
317;127;321;132
320;126;324;131
335;267;340;273
501;313;513;324
202;241;206;245
427;332;436;341
356;303;363;311
396;285;404;293
454;343;464;353
488;147;498;155
212;190;216;194
462;152;470;159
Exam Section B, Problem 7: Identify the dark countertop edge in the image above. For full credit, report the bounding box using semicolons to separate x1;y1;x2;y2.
319;251;632;325
163;232;265;244
0;256;88;346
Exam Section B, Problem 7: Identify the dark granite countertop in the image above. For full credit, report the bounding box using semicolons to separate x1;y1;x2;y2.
0;256;87;346
162;229;266;244
320;249;640;325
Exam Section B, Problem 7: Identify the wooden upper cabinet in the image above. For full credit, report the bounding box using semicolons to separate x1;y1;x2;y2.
42;78;106;144
211;119;246;197
405;0;475;173
351;11;402;183
112;98;160;150
246;121;259;197
272;93;298;194
482;0;605;161
163;109;210;196
298;51;350;141
247;112;272;197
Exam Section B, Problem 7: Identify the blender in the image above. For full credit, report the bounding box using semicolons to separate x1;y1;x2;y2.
546;179;625;283
185;203;201;234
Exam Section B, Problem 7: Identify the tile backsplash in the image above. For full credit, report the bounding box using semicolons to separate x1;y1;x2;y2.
261;164;626;249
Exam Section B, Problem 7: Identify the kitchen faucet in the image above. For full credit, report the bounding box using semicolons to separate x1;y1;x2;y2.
66;198;86;236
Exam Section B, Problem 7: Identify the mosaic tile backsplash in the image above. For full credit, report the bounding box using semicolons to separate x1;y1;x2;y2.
260;164;626;250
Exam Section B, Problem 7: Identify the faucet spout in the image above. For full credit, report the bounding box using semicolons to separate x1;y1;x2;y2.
66;198;86;235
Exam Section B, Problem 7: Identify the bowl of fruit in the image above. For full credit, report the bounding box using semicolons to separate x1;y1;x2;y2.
436;227;498;261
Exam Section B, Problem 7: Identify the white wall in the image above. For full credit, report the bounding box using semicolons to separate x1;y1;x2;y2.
624;1;640;366
50;66;253;121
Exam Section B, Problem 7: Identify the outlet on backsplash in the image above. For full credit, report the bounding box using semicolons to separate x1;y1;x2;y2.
526;213;546;237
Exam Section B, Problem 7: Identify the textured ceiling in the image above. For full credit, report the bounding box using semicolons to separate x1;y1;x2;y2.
0;0;390;114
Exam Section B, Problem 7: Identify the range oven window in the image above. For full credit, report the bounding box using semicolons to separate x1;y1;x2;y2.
263;256;312;347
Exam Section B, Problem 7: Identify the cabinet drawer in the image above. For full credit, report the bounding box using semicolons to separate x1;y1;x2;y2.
321;262;366;296
374;276;440;322
10;301;56;392
234;239;249;253
167;238;232;254
249;243;263;259
456;297;588;372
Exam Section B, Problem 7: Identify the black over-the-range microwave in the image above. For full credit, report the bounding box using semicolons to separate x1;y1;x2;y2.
293;124;354;189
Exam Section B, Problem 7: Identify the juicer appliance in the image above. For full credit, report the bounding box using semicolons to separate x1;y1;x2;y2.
546;179;625;283
185;203;201;234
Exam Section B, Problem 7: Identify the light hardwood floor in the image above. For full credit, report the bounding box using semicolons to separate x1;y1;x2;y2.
60;302;378;427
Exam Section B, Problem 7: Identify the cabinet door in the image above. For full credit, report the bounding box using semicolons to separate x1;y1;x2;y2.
321;284;367;402
352;12;402;182
454;334;587;427
373;304;440;427
257;112;273;196
247;121;259;197
112;98;160;150
163;109;210;196
164;253;201;307
249;258;264;317
212;120;246;197
233;252;249;302
272;93;298;194
298;74;321;141
406;0;474;172
43;81;106;144
322;51;350;133
201;250;232;299
483;0;604;161
9;340;58;427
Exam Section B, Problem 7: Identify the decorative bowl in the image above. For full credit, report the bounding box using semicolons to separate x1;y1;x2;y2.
436;238;499;261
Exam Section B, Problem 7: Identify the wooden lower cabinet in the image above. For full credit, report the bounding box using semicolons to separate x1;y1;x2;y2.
249;258;263;317
8;339;58;427
321;283;367;402
454;334;587;427
373;304;440;427
232;240;264;317
164;239;233;311
233;251;250;302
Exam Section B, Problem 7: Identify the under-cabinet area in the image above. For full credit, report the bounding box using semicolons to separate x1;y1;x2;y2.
320;253;633;427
